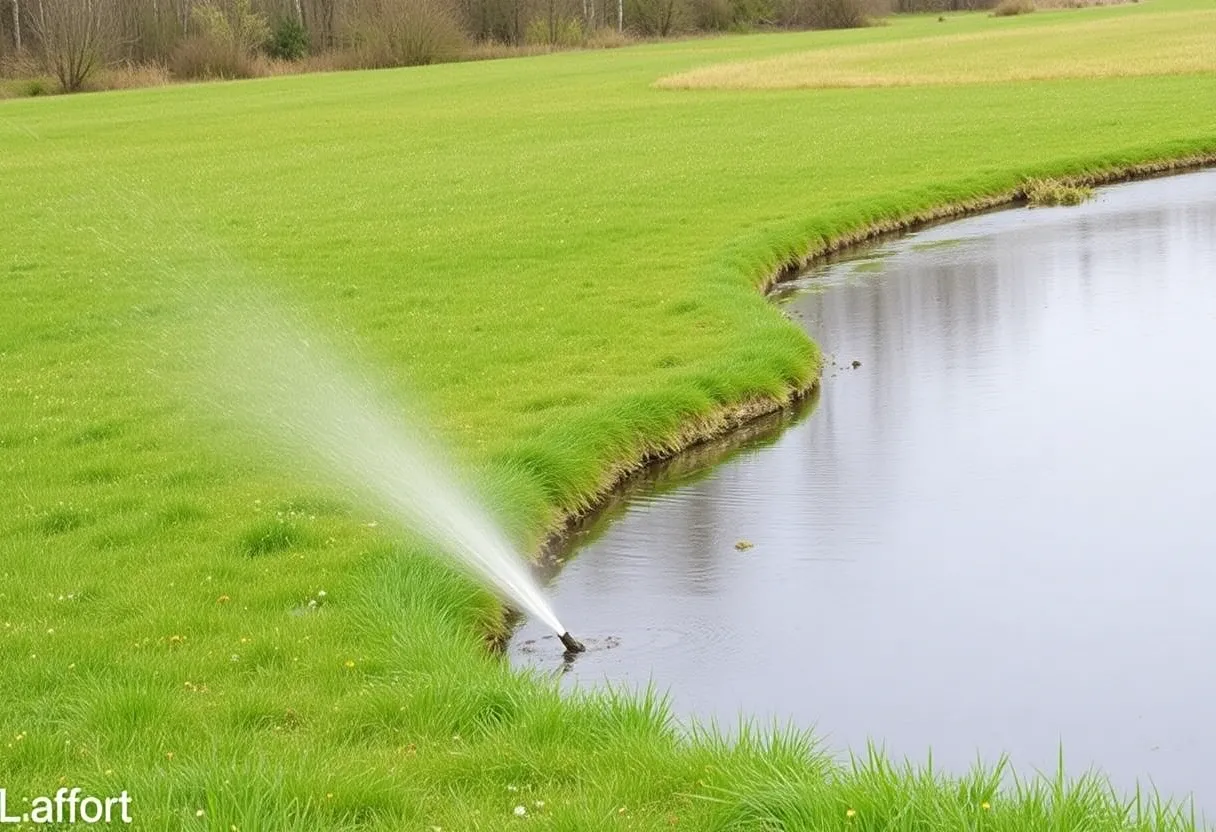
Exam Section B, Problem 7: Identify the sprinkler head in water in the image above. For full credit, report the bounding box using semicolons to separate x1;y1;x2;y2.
559;632;585;653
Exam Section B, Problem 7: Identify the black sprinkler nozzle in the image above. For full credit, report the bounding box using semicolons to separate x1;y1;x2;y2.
559;632;585;653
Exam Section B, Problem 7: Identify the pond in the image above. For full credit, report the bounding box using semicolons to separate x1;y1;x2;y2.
510;170;1216;806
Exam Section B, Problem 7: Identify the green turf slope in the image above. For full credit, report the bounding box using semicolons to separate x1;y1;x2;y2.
1;1;1214;826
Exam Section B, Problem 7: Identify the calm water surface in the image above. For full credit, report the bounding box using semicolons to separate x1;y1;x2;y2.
510;171;1216;805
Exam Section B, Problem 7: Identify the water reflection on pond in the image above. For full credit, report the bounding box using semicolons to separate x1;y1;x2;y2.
511;171;1216;807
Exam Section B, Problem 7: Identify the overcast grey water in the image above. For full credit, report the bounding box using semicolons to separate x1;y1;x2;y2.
510;170;1216;806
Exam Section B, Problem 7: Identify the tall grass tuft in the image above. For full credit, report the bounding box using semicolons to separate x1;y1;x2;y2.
808;0;880;29
1024;176;1095;206
704;743;1199;831
993;0;1035;15
93;61;174;90
171;37;266;78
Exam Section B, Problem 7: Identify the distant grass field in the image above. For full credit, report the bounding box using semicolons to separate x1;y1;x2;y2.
2;0;1215;826
657;6;1216;88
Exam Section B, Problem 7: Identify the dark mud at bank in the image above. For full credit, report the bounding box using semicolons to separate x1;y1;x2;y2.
511;170;1216;805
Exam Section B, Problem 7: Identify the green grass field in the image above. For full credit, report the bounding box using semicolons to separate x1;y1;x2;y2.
2;0;1215;826
658;6;1216;88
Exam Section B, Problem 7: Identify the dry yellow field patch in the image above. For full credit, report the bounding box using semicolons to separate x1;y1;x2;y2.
656;10;1216;89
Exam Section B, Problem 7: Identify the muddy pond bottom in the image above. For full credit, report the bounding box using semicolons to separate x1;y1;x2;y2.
510;171;1216;808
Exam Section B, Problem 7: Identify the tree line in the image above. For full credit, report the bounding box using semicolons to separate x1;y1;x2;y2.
0;0;983;93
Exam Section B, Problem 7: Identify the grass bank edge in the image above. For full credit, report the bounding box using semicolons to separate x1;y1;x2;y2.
516;142;1216;569
743;142;1216;299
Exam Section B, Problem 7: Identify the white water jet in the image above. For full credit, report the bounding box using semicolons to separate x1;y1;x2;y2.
186;288;572;641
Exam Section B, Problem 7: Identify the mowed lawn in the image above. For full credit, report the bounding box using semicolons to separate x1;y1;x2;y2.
2;1;1215;827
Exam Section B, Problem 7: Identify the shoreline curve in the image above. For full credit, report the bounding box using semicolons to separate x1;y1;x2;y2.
517;152;1216;614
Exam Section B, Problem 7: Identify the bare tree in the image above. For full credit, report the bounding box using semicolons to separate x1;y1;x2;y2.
627;0;679;34
541;0;566;42
32;0;118;91
12;0;21;52
116;0;189;61
301;0;339;47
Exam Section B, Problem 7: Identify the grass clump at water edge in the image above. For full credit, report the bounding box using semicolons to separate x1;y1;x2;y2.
1023;176;1096;206
704;744;1198;831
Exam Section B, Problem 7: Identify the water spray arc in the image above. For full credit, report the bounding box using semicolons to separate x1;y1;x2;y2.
190;290;583;652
